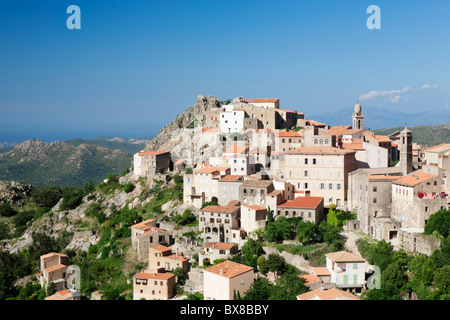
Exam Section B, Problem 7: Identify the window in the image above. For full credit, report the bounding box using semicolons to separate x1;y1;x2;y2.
373;198;377;204
373;186;377;192
329;183;333;190
353;263;358;269
304;158;308;165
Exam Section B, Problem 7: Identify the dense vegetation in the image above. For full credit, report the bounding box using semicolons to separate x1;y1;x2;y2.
0;140;132;188
357;209;450;301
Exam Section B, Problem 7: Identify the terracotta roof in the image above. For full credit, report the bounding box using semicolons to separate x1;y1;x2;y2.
245;98;279;103
219;175;244;181
393;170;437;187
286;146;356;155
278;197;323;209
166;254;188;262
301;274;321;285
278;131;302;137
131;219;156;231
202;128;219;133
40;252;68;260
367;175;403;181
241;203;267;211
312;267;331;276
138;151;169;156
427;143;450;153
267;190;282;196
173;159;185;165
133;272;176;280
341;140;365;151
224;145;249;154
240;180;273;188
201;201;240;214
205;242;238;250
325;251;366;262
45;290;74;301
44;264;67;273
297;288;361;300
204;260;254;278
149;244;172;253
325;125;352;136
195;165;230;174
363;131;391;143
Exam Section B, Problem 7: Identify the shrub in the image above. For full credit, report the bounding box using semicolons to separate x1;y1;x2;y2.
0;203;17;217
122;183;135;193
31;186;63;208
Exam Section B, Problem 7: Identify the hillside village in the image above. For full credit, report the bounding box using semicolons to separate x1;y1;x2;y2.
1;95;450;301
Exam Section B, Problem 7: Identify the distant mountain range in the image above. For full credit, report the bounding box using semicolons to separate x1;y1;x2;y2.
0;139;133;189
373;123;450;147
310;107;450;130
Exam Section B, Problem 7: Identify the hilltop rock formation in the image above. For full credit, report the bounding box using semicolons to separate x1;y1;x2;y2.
145;95;223;152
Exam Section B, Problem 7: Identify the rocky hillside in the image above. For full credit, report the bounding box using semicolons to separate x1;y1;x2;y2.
0;140;132;188
373;123;450;147
145;95;223;152
0;181;35;206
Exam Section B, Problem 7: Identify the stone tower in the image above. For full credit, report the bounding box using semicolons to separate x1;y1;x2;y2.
398;127;413;175
352;103;364;130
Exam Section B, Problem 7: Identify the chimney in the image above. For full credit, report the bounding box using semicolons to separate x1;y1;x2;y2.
220;268;223;275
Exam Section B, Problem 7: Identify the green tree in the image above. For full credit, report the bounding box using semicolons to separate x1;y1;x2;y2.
31;186;63;207
267;253;286;274
257;255;269;275
0;202;17;217
0;222;10;240
424;209;450;238
296;221;317;244
242;276;271;300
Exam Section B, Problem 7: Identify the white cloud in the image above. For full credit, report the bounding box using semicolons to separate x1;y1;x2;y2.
359;83;439;103
420;83;439;90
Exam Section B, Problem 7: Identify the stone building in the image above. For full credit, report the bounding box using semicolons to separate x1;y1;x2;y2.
133;271;176;300
203;260;254;300
217;175;245;206
131;219;171;261
199;242;239;266
240;204;268;236
347;167;403;235
133;150;171;177
183;165;230;207
276;196;324;224
239;180;275;207
37;252;69;291
148;244;188;273
284;146;357;208
199;201;241;244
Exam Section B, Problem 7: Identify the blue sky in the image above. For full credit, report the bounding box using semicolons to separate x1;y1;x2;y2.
0;0;449;142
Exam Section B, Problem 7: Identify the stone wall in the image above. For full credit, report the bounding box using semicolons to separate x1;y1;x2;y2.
262;246;313;274
397;229;441;256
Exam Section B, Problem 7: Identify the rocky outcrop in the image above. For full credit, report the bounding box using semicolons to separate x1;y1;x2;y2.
145;95;223;152
0;180;35;206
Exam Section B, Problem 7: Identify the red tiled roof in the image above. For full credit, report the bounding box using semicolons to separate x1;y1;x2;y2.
245;98;279;103
205;242;238;250
138;151;169;156
40;252;68;259
325;125;352;136
133;272;176;280
325;251;366;262
241;203;267;211
363;131;391;143
149;244;172;253
297;288;361;300
278;196;323;209
393;170;437;187
131;219;156;231
204;260;254;278
312;267;331;276
195;165;230;174
301;274;321;285
426;143;450;153
44;264;67;273
278;131;302;137
219;175;244;181
224;145;249;154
